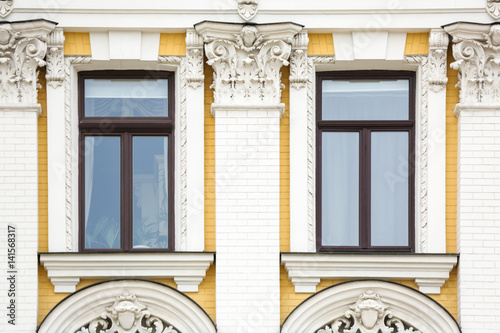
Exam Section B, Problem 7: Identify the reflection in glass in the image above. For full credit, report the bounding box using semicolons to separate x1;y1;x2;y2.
322;132;359;246
322;79;409;120
133;137;169;249
85;79;168;117
84;136;121;249
371;132;409;246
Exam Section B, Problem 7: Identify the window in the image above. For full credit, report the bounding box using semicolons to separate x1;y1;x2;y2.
79;71;175;251
317;71;415;252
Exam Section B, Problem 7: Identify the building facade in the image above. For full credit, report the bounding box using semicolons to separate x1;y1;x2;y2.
0;0;499;332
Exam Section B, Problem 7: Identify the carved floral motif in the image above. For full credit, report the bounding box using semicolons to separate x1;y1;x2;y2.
46;28;65;88
204;25;293;105
186;30;204;89
0;0;13;18
75;292;179;333
0;23;48;105
316;291;422;333
237;0;259;21
451;25;500;105
428;30;449;92
487;0;500;20
290;32;309;90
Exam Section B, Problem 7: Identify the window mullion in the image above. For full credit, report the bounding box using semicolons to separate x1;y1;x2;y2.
122;132;132;251
360;128;371;249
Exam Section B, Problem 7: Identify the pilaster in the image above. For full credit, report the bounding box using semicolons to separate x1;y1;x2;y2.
444;22;500;332
195;21;302;333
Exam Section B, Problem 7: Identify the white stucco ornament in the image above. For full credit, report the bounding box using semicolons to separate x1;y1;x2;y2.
0;0;13;18
487;0;500;20
316;290;422;333
237;0;259;21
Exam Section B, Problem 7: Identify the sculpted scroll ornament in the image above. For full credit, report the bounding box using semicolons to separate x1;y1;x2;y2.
0;24;47;104
316;291;422;333
204;25;292;105
75;292;179;333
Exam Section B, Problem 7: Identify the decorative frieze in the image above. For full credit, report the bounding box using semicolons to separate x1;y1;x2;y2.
428;29;449;92
316;291;422;333
237;0;259;21
444;23;500;108
195;21;303;106
0;0;13;18
186;29;204;89
46;28;65;88
0;20;56;105
75;292;179;333
290;31;309;90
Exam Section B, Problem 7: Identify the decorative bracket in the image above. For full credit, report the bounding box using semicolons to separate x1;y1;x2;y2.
186;29;204;89
290;31;309;90
46;28;65;88
428;29;449;92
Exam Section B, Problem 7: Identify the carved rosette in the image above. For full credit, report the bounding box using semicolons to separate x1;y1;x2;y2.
200;24;298;106
428;29;449;92
75;291;179;333
0;0;13;18
237;0;259;21
46;28;65;88
0;21;55;105
186;30;204;89
290;31;309;90
487;0;500;19
449;25;500;106
316;290;422;333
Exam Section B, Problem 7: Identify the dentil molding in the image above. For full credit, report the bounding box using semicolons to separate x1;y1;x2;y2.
281;253;458;294
0;19;56;106
194;21;303;106
444;22;500;111
39;252;214;293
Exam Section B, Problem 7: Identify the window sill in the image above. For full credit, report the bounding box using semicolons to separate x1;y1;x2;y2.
39;252;215;293
281;252;458;294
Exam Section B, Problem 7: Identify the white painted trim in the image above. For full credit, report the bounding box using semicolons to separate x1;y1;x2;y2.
37;279;216;333
281;280;461;333
39;252;214;293
281;253;457;294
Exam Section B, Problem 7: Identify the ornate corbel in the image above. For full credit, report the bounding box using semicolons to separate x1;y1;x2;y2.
237;0;259;21
185;29;204;89
46;28;65;88
428;29;449;92
195;21;302;107
0;20;56;106
290;31;309;90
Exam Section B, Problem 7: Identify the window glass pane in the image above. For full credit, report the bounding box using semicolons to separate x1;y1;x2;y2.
322;132;359;246
84;136;121;249
371;132;409;246
133;136;169;249
85;79;168;117
322;79;409;120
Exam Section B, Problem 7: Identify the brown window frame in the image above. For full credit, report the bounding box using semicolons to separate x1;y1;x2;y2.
316;70;416;252
78;70;175;252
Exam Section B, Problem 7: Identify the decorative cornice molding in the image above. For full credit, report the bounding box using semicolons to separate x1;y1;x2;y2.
158;55;183;64
316;290;422;333
487;0;500;19
195;21;303;106
444;22;500;108
76;291;179;333
237;0;259;21
281;253;458;294
428;29;449;92
310;55;336;64
0;20;56;106
46;28;65;88
290;31;309;90
0;0;13;18
39;252;215;293
186;29;204;89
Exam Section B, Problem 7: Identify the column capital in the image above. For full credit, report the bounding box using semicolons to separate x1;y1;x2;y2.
0;19;56;107
444;22;500;109
195;21;303;106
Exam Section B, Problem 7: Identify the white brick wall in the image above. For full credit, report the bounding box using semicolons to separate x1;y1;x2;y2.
457;109;500;332
214;107;281;333
0;108;39;332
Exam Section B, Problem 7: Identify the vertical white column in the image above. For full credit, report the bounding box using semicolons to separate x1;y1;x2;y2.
214;105;282;332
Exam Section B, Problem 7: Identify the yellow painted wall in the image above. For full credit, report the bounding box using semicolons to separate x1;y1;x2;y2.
280;66;291;253
308;34;335;55
405;33;430;55
159;33;187;56
64;33;92;56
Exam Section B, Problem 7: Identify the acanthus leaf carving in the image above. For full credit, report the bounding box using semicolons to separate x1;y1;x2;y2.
186;30;204;89
46;28;65;88
75;291;179;333
487;0;500;19
237;0;259;21
290;31;309;90
316;290;422;333
0;0;13;18
428;29;449;93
